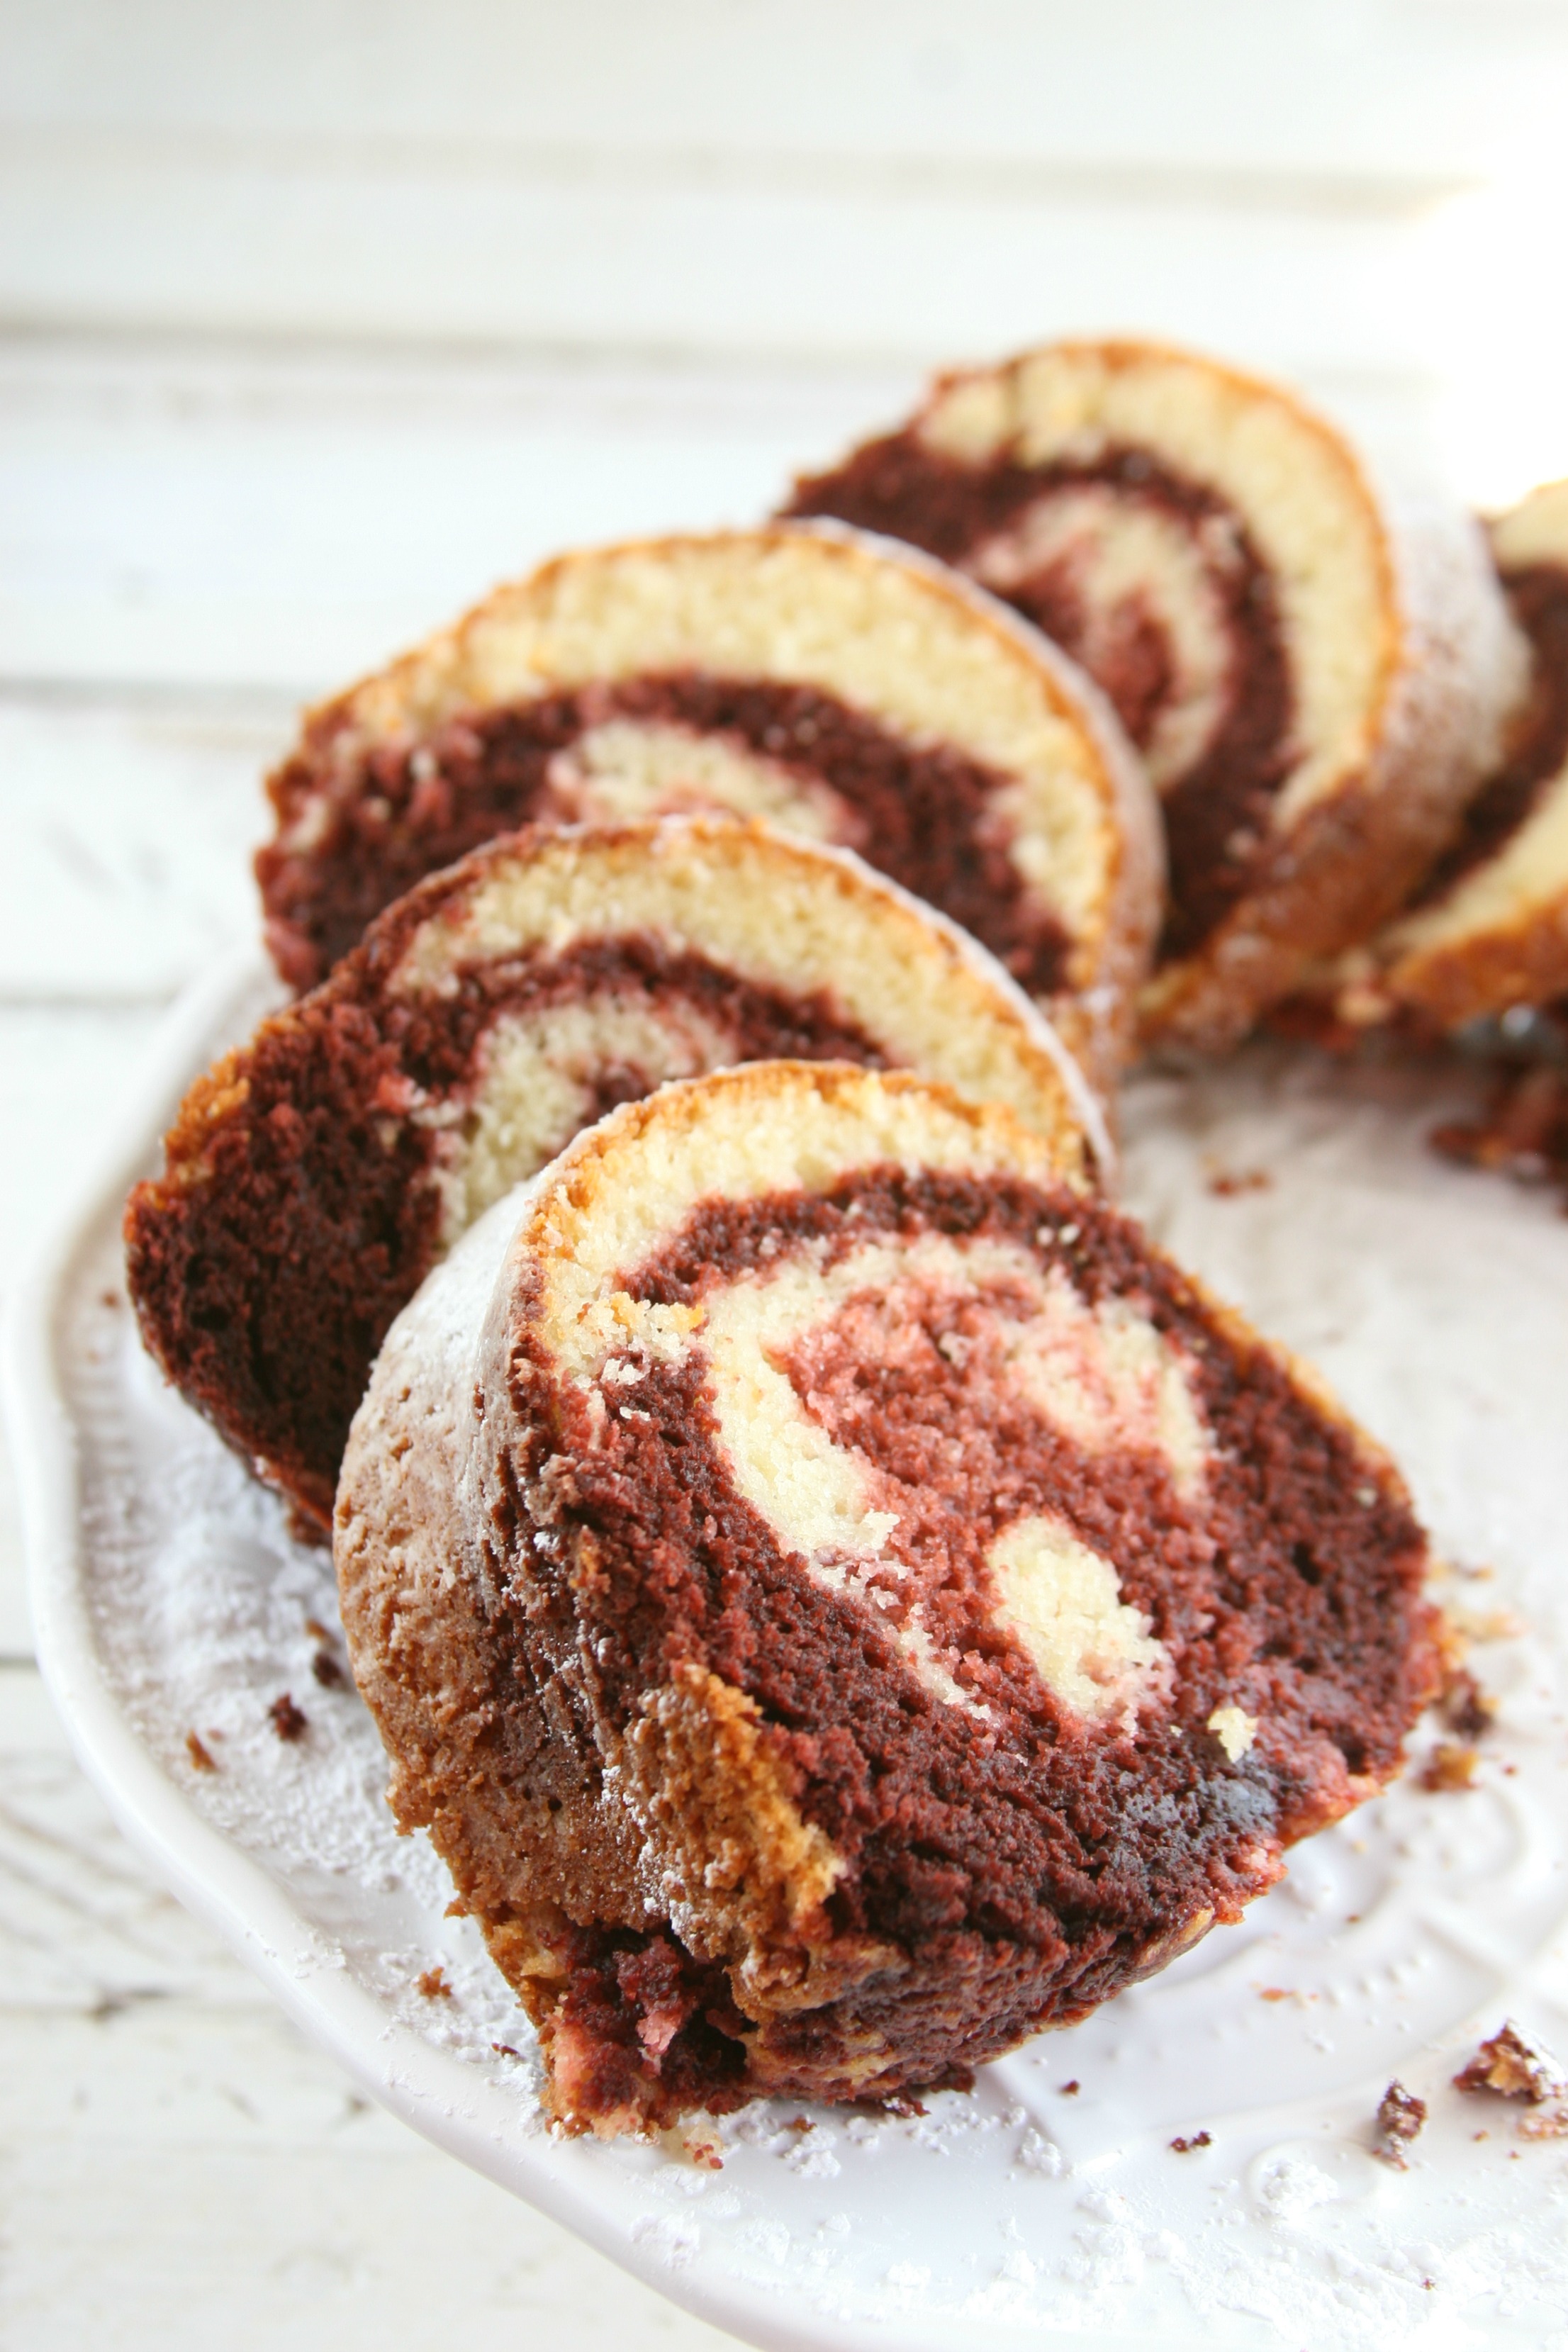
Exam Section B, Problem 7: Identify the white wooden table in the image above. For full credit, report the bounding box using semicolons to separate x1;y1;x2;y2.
5;6;1568;2343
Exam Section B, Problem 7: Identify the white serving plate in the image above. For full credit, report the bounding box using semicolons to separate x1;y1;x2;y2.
11;953;1568;2352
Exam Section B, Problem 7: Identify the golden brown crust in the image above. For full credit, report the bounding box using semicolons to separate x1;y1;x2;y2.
784;339;1521;1053
858;534;1163;1087
1311;486;1568;1035
1138;737;1486;1051
1383;897;1568;1032
339;1062;1438;2133
335;1171;912;2132
131;813;1107;1538
259;527;1161;1084
1036;348;1445;1051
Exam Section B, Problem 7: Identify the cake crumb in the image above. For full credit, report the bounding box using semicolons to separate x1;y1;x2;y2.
269;1691;308;1742
1431;1060;1568;1202
416;1966;452;1999
284;1500;330;1550
1170;2130;1211;2153
1441;1667;1496;1741
1372;2081;1426;2167
1208;1703;1258;1760
492;2042;520;2059
1206;1166;1272;1197
185;1730;217;1772
1455;2022;1567;2108
1060;2080;1080;2095
1422;1742;1479;1791
1445;1601;1525;1643
684;2137;724;2170
311;1647;345;1688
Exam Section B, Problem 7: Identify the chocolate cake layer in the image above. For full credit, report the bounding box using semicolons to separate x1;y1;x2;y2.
128;819;1099;1533
253;529;1162;1086
262;673;1074;997
782;342;1522;1049
337;1063;1438;2133
787;440;1292;964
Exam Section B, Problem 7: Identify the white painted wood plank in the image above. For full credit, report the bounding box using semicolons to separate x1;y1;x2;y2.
0;342;926;691
12;8;1552;381
0;138;1452;377
0;1007;167;1284
0;695;281;996
0;1665;253;2002
0;1004;166;1655
4;0;1562;181
0;337;1448;700
4;1;1560;409
0;1667;734;2350
0;1444;32;1658
4;2023;739;2351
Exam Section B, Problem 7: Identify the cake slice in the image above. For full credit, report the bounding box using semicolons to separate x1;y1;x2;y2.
256;526;1160;1084
126;817;1103;1537
783;339;1523;1050
337;1060;1438;2135
1319;481;1568;1035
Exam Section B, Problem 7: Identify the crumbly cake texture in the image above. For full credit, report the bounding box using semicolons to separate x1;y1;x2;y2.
1426;1004;1568;1206
337;1062;1438;2136
783;339;1524;1051
256;525;1160;1085
125;818;1102;1536
1313;482;1568;1036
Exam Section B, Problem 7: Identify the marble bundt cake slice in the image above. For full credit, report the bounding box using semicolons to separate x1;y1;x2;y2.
1324;481;1568;1034
784;339;1522;1050
127;817;1103;1536
256;525;1160;1084
337;1061;1438;2135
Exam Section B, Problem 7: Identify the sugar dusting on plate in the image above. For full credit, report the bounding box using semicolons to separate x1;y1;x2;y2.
50;975;1568;2351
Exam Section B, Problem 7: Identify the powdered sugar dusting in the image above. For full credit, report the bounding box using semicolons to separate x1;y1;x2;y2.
33;966;1568;2351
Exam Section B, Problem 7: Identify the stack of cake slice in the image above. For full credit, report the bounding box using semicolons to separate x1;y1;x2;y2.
128;816;1105;1535
785;337;1523;1051
123;341;1472;2135
256;525;1159;1090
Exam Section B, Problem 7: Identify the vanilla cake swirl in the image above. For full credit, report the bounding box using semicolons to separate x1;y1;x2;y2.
127;818;1101;1536
256;527;1159;1082
337;1062;1438;2134
784;340;1522;1049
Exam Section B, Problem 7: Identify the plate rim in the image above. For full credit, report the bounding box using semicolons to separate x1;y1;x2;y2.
4;952;907;2352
